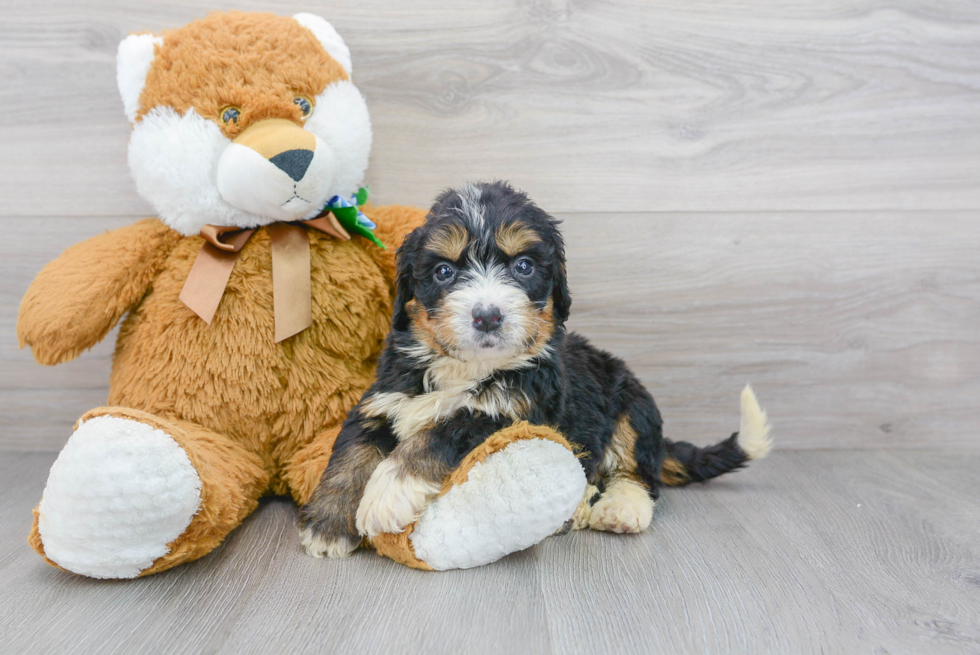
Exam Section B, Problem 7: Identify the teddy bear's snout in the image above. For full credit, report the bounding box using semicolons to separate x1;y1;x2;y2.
215;118;334;222
269;149;314;182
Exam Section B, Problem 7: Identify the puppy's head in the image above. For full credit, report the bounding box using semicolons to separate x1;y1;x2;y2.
393;181;570;364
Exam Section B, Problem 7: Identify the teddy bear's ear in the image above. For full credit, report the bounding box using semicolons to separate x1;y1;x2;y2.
292;13;353;76
117;33;163;123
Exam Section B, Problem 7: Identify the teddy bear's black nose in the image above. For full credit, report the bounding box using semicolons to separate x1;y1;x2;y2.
269;149;314;181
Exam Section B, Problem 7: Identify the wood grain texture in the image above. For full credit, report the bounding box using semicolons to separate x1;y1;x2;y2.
0;0;979;216
0;217;128;451
562;211;980;450
3;212;977;450
1;450;978;654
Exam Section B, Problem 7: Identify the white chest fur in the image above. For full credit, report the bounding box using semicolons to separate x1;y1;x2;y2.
361;355;530;441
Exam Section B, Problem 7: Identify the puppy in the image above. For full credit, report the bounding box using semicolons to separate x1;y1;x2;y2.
299;181;772;557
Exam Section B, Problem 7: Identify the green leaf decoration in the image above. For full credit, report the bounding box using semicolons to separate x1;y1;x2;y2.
323;187;385;249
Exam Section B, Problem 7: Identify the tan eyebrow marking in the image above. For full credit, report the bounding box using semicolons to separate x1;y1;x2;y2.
495;222;542;257
426;223;470;261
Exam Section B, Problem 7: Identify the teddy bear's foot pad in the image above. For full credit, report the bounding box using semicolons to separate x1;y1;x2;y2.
36;415;202;578
409;437;586;571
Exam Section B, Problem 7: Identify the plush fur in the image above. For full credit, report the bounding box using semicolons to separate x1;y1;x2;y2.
127;12;371;236
18;11;426;578
299;181;773;554
36;414;203;579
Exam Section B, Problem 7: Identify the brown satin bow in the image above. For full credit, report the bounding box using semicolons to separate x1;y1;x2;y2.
179;213;350;342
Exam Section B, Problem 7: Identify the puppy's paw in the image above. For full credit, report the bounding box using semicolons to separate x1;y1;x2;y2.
355;459;440;538
588;500;647;534
588;479;654;534
570;484;601;531
299;525;360;559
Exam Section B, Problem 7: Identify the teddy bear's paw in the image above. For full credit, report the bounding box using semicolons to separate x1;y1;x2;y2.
36;415;202;578
355;459;441;538
409;438;586;571
299;526;359;559
587;479;654;534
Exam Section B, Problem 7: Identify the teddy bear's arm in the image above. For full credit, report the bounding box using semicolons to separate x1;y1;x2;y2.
17;219;182;366
361;204;428;289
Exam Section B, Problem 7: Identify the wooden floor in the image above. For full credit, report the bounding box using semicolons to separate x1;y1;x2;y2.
1;449;978;654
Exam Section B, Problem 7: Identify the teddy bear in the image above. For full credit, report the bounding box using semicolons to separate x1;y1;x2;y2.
17;11;586;578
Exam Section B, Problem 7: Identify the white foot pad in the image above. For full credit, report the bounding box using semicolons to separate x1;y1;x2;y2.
37;416;202;579
410;439;586;571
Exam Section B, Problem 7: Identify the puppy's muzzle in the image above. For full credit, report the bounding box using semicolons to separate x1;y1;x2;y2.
472;304;503;333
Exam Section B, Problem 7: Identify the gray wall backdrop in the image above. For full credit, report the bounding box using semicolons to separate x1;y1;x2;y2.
2;0;978;451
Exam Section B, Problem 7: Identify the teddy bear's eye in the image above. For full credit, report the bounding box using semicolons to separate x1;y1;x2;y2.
220;106;241;124
293;96;313;118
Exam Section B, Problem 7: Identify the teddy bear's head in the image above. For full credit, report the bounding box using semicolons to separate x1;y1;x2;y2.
117;11;371;236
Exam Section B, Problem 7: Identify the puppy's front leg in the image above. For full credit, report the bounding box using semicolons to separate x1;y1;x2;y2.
299;415;395;558
355;434;449;538
356;411;513;538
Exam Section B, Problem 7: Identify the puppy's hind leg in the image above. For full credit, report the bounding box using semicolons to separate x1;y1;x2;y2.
588;412;660;534
588;476;654;534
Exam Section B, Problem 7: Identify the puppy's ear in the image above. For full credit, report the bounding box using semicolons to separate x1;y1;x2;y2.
551;260;572;326
392;227;424;332
550;226;572;325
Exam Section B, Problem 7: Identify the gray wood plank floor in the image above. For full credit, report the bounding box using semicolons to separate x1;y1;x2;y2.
1;449;978;654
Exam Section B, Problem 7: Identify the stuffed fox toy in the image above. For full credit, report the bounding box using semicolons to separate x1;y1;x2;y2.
17;11;586;578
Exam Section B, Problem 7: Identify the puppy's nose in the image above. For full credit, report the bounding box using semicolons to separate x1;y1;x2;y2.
472;305;503;333
270;149;314;182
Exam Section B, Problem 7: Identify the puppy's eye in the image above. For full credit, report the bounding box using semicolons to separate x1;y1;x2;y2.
435;263;456;282
220;106;241;124
514;258;534;276
293;96;314;118
434;263;456;283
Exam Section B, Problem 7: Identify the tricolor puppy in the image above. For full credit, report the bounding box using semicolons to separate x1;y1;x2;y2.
299;181;773;557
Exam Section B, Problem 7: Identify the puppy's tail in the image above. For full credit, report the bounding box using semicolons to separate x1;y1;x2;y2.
660;384;772;487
